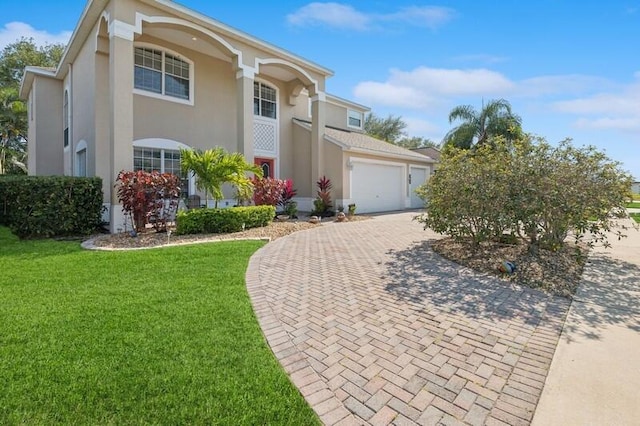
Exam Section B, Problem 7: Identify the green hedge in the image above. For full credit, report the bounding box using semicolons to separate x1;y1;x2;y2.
176;205;275;235
0;176;104;238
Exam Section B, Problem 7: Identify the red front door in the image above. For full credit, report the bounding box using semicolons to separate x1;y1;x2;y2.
255;158;274;178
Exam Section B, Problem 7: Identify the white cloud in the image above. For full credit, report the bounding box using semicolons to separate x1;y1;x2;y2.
388;67;515;96
574;117;640;131
403;117;441;139
382;6;456;30
354;66;515;110
518;75;615;97
287;3;455;31
554;76;640;132
353;81;436;109
0;22;71;50
286;3;369;30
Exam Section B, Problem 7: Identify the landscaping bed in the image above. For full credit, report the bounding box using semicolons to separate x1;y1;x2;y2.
432;237;589;297
90;215;369;249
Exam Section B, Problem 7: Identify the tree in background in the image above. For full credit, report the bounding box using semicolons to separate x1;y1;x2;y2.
442;99;522;149
364;113;406;143
396;136;440;150
0;38;65;175
364;113;440;150
0;87;27;174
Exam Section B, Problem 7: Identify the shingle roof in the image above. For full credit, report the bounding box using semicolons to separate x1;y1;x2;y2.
294;119;435;162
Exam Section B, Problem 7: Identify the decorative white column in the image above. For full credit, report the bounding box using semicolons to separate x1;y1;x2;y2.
108;19;135;232
236;67;255;164
310;90;326;194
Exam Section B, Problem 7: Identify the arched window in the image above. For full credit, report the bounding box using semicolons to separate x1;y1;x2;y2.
254;81;277;119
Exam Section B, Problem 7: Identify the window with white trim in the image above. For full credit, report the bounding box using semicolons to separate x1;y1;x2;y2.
254;81;277;119
348;109;363;129
133;147;189;198
134;47;190;100
63;90;69;147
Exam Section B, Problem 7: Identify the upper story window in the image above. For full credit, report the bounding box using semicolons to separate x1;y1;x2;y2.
348;109;363;129
134;46;192;103
254;81;277;119
63;90;69;148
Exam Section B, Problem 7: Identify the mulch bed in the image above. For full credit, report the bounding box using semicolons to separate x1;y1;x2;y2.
89;215;370;250
431;237;589;297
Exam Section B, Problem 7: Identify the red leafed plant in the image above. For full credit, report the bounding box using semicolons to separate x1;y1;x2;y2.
278;179;297;209
312;175;333;217
251;177;288;207
115;170;181;232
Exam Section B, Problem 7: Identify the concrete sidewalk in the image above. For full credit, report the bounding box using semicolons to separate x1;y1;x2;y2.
532;219;640;425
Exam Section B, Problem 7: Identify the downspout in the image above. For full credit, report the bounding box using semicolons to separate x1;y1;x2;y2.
68;63;74;176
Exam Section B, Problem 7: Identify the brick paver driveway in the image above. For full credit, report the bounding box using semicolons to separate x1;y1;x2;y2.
246;212;570;425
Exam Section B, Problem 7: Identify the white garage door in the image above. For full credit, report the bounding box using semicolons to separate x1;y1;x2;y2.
410;167;428;208
351;161;405;213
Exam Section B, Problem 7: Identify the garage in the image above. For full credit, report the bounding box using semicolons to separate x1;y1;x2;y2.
351;160;406;213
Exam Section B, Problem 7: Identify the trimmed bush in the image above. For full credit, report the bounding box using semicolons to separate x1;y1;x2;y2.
0;176;104;238
175;205;275;235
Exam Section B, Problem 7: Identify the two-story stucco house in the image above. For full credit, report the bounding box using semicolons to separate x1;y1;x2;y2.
20;0;435;232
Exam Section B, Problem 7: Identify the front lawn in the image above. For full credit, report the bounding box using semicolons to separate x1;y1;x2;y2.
0;228;319;425
626;201;640;209
630;213;640;223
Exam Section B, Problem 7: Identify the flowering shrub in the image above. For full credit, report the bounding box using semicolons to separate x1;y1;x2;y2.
115;170;180;232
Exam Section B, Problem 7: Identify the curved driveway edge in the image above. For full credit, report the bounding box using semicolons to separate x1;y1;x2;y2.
246;213;570;425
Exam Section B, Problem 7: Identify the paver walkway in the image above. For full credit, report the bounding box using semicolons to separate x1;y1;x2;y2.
246;212;570;425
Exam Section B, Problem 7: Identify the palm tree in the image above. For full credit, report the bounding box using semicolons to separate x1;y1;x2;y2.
180;147;262;208
442;99;522;149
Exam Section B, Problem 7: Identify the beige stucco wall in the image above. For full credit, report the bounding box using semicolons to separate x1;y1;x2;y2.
292;123;312;198
325;102;350;131
71;23;97;176
95;43;111;201
323;141;345;201
132;37;238;154
29;77;63;176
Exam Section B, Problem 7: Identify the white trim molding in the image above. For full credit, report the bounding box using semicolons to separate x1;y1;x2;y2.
109;19;136;41
310;91;326;102
135;12;246;70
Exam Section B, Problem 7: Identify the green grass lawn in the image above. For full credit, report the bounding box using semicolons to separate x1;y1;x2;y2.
0;228;319;425
630;213;640;223
626;202;640;209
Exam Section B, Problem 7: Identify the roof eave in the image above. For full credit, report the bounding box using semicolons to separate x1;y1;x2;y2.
54;0;109;81
345;146;437;163
19;67;58;99
326;94;370;112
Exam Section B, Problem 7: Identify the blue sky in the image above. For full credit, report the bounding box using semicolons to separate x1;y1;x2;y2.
2;0;639;178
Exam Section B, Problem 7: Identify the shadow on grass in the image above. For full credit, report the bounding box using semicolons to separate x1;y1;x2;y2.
561;254;640;341
383;239;570;329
